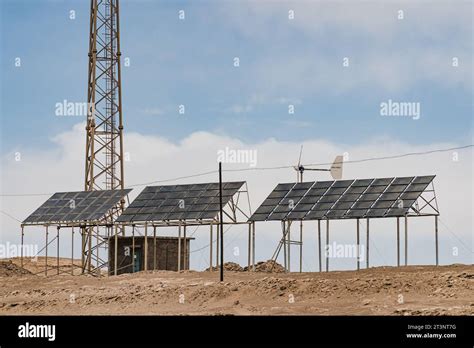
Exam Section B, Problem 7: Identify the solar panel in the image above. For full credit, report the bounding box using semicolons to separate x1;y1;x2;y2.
249;175;436;221
23;189;131;224
117;182;245;223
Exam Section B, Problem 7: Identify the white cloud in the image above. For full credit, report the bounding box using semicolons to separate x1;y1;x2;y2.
1;124;472;270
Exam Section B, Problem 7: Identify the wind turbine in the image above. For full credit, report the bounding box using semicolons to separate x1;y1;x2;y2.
293;145;343;183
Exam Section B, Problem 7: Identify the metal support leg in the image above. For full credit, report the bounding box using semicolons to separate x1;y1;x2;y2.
57;226;60;275
326;220;329;272
153;226;157;271
144;223;148;271
299;220;303;273
132;227;135;273
209;223;213;272
404;217;408;266
282;221;287;271
20;226;24;268
87;227;92;273
114;225;118;276
286;221;291;272
356;219;360;271
397;217;400;267
252;221;255;271
81;227;85;274
177;224;182;272
366;218;370;269
247;223;251;272
183;225;187;271
45;226;48;276
435;216;439;266
71;226;74;275
318;220;322;272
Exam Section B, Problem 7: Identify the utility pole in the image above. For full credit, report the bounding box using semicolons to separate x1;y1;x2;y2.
219;162;224;282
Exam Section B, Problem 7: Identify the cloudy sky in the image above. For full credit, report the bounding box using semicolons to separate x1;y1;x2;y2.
0;0;472;271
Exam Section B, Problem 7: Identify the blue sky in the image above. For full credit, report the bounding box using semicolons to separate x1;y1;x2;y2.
1;0;472;154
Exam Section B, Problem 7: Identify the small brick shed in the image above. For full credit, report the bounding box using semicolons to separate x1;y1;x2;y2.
108;236;193;275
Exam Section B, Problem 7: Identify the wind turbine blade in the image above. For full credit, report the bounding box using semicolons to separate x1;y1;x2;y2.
297;145;303;167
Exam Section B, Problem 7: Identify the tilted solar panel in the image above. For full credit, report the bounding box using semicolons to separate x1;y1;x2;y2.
248;175;436;221
117;182;245;223
23;189;132;224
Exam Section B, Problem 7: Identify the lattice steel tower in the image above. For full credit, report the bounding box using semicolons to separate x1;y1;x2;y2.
83;0;125;274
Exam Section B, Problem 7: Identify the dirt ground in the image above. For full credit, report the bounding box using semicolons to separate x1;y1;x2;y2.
0;257;472;315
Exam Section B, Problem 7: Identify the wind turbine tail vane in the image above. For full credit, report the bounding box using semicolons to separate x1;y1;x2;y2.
330;155;344;180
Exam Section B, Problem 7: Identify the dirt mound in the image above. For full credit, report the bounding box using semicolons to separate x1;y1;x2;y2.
243;260;286;273
205;262;243;272
0;260;32;277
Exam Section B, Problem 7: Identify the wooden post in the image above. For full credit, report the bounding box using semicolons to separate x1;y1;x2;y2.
435;216;439;266
209;223;213;272
177;223;182;272
326;220;329;272
404;217;408;266
318;220;322;272
114;224;118;276
144;223;148;271
153;225;157;271
57;226;60;275
356;219;360;271
366;218;370;269
45;225;48;276
397;217;400;267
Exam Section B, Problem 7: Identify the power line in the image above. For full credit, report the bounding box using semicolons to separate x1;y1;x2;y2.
0;210;22;223
1;144;472;197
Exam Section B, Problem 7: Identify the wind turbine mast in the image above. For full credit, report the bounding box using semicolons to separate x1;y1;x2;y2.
83;0;125;275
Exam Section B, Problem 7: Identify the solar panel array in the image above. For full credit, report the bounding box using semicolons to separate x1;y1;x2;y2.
249;176;435;221
23;189;132;224
116;182;245;223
